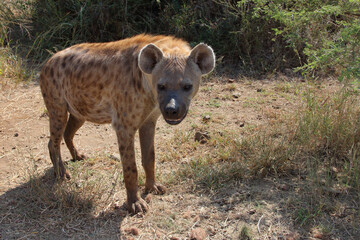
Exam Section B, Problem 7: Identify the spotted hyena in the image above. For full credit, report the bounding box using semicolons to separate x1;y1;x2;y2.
40;34;215;213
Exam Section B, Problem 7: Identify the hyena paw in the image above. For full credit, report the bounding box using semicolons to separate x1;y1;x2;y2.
71;154;86;162
54;169;71;180
145;183;167;195
128;197;148;214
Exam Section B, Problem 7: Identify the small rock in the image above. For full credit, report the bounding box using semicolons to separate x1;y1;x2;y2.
124;227;140;236
194;131;210;144
248;209;256;215
14;133;19;137
313;233;325;239
182;211;192;219
278;184;289;191
207;226;216;236
202;115;211;123
114;202;121;209
285;233;300;240
190;227;206;240
331;166;338;173
311;228;328;239
228;78;235;83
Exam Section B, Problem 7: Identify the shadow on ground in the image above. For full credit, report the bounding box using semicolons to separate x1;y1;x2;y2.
0;167;127;240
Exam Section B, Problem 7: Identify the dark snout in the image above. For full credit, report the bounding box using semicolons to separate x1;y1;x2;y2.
162;97;188;125
165;98;179;117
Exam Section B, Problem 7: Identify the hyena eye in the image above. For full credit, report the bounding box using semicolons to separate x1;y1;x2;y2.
183;84;193;91
157;84;166;91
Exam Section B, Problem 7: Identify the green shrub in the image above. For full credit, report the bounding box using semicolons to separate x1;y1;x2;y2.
255;0;360;80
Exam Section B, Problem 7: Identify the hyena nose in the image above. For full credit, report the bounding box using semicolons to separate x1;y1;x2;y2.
165;98;179;117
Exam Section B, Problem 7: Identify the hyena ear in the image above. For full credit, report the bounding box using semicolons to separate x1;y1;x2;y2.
189;43;215;75
138;44;164;74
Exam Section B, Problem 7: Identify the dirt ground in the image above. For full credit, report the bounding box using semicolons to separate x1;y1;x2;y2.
0;76;359;240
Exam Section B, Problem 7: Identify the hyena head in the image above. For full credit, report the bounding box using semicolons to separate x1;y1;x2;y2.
138;43;215;125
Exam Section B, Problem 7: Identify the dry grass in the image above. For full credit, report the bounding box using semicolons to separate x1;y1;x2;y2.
0;46;34;83
0;0;35;84
162;79;360;238
1;78;360;239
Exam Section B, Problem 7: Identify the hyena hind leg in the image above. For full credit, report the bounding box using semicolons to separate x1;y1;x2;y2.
47;107;71;179
64;114;86;161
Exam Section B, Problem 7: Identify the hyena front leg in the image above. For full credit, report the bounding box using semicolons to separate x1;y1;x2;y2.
114;124;148;214
139;117;166;195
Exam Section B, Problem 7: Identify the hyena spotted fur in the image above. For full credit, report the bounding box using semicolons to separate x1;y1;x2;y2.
40;34;215;213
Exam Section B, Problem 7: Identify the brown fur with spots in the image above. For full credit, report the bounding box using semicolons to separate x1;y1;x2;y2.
40;34;215;214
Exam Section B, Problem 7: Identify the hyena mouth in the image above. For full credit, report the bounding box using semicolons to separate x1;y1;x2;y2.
164;112;188;125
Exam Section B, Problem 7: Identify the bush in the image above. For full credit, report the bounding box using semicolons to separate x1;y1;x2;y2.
1;0;359;77
29;0;163;59
258;0;360;81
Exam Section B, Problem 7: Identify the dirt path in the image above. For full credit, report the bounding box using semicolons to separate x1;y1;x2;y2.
0;81;119;194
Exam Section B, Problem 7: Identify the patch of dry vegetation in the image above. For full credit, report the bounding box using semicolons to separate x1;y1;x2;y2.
1;79;359;239
0;47;33;84
0;0;34;84
161;80;360;237
170;81;360;186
